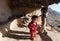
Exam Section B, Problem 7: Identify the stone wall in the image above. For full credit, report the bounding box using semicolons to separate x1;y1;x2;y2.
0;0;12;23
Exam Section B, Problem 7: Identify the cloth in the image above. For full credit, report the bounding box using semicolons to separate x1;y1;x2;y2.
28;21;37;39
28;21;37;31
41;12;48;22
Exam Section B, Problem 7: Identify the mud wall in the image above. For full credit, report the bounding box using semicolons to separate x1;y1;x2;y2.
0;0;41;23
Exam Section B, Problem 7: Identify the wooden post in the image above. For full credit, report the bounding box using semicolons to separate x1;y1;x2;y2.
45;0;48;27
39;0;48;33
46;0;48;8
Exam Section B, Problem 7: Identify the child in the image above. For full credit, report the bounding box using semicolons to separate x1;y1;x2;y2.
40;7;48;33
28;15;38;40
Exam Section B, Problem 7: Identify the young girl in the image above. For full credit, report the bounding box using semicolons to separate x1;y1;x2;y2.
40;7;48;33
28;15;38;40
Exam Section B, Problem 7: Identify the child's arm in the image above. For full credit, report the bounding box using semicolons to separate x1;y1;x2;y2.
28;23;34;30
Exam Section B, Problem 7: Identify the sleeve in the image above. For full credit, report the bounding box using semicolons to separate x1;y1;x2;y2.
28;23;33;29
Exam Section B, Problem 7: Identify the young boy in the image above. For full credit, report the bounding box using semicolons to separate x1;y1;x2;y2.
28;15;38;40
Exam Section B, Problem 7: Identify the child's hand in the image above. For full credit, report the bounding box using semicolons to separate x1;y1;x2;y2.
32;28;34;30
40;28;44;33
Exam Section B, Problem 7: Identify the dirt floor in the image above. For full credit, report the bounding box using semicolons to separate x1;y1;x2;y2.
0;19;60;41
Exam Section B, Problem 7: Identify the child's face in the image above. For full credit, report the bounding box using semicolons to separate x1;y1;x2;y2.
33;18;38;23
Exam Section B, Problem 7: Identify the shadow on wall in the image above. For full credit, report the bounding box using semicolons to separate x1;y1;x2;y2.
11;7;41;17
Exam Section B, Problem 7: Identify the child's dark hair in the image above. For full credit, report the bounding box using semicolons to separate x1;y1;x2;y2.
41;7;48;12
31;15;38;20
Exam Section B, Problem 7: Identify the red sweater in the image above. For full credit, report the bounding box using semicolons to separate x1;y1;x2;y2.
28;21;37;31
